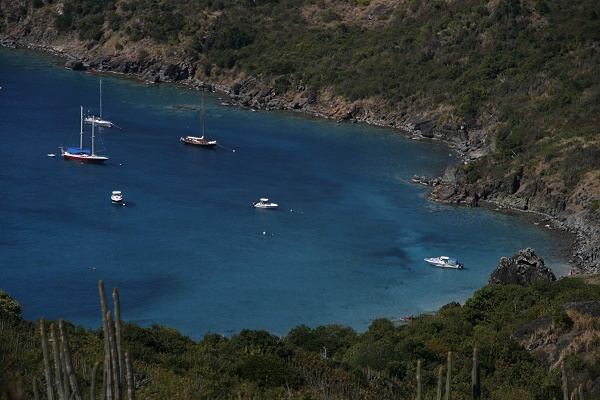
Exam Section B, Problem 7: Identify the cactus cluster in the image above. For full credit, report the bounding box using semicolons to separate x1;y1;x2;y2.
35;280;135;399
416;348;587;400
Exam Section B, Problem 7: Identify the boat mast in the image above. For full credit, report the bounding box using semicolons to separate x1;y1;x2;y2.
79;106;84;150
200;94;205;140
99;79;103;119
91;120;95;156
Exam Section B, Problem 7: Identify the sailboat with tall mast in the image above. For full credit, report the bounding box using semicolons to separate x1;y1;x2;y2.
60;106;109;163
85;79;113;128
180;95;217;148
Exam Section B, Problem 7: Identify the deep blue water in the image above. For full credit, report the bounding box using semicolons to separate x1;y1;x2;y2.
0;48;573;340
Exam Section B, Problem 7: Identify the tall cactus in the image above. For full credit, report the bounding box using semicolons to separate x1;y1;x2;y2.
125;352;135;400
416;360;422;400
36;281;134;400
113;287;126;390
90;361;100;400
33;377;41;400
51;323;67;399
39;318;55;400
99;281;134;400
107;310;123;399
99;280;111;398
472;347;481;399
437;365;443;400
571;387;579;400
59;318;82;400
445;351;452;400
562;362;569;400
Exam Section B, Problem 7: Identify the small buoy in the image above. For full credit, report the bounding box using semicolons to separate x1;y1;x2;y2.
92;267;96;270
263;231;266;235
233;150;236;152
119;163;123;166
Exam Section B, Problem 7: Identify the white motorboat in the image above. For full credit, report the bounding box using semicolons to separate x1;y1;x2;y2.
253;198;278;209
111;190;123;203
424;256;463;269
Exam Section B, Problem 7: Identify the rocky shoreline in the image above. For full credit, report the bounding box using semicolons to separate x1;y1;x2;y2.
3;38;599;275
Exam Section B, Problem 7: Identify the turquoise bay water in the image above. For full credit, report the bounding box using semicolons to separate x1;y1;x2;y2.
0;49;573;340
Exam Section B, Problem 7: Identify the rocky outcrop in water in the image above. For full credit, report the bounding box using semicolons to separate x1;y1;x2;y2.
488;248;556;286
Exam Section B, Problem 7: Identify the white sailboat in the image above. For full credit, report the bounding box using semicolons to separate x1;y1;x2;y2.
85;79;113;128
60;106;109;163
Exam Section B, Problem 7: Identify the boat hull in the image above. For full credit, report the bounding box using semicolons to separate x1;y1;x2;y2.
254;204;278;209
85;116;112;127
180;136;217;147
424;257;463;269
253;203;278;209
61;151;108;163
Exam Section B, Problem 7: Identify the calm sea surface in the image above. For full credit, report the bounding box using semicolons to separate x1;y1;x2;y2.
0;49;573;340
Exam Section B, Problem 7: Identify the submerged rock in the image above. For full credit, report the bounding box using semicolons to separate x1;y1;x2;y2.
488;248;556;286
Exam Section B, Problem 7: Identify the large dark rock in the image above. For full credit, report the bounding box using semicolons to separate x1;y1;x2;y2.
88;55;112;71
65;59;87;71
488;248;556;286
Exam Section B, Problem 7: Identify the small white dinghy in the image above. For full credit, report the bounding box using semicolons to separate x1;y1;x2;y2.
111;190;123;204
253;198;278;209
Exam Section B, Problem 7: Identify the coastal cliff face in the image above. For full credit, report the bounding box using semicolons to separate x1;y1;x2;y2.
2;0;599;272
429;162;600;273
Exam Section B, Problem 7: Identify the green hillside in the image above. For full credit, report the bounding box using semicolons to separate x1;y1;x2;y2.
2;276;600;399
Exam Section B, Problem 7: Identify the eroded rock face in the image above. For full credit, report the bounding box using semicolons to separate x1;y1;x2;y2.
488;248;556;286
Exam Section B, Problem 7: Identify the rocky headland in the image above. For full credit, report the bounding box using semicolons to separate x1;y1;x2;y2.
488;248;557;286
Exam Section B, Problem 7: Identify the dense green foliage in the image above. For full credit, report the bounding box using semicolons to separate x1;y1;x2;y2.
2;277;600;399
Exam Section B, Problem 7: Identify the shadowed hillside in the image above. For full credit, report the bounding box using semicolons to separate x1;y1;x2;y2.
2;270;600;399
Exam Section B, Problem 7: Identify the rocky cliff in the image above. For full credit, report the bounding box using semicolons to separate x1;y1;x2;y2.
488;248;557;286
430;163;600;274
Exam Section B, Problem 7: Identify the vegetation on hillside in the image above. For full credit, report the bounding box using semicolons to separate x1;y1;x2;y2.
2;0;599;210
2;276;600;399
